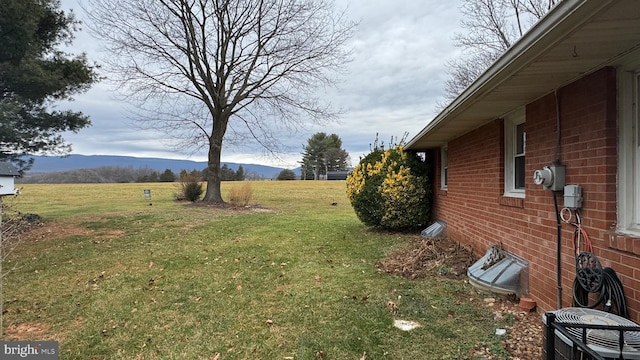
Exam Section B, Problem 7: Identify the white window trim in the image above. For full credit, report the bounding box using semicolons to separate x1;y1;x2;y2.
617;64;640;236
504;108;526;198
441;145;448;190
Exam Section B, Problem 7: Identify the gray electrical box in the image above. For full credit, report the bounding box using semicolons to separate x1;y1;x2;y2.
534;164;566;191
547;164;566;191
564;184;582;209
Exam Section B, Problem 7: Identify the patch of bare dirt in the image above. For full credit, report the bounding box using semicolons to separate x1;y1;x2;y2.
185;201;275;213
377;237;543;360
8;214;129;244
25;223;93;241
3;318;83;342
23;223;126;242
4;322;51;340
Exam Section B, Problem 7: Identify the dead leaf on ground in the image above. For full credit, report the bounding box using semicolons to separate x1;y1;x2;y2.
376;236;475;279
387;301;398;314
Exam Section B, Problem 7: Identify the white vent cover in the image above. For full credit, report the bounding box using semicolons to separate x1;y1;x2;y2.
550;308;640;359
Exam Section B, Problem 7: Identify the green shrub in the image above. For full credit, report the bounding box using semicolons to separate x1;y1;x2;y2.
183;182;204;202
346;142;430;230
178;173;204;202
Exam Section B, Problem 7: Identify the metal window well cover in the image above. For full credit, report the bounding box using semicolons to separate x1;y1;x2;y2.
467;245;529;297
543;307;640;359
421;221;446;238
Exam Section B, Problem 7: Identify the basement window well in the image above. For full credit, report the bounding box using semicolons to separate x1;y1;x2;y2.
467;244;529;297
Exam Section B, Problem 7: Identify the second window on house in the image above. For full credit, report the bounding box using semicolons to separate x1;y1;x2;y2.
441;146;448;190
504;109;526;197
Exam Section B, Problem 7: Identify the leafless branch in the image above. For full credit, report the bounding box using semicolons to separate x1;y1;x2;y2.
441;0;558;105
84;0;356;201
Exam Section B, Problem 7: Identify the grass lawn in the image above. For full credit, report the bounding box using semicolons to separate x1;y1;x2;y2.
2;181;509;359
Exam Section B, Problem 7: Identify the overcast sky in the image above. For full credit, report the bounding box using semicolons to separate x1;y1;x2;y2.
57;0;463;168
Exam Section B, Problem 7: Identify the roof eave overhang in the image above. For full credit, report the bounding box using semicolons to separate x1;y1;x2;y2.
406;0;625;151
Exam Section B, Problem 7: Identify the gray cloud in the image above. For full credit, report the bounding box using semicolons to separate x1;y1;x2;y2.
58;0;462;168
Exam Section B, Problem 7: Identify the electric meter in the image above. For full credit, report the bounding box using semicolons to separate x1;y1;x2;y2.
533;167;553;187
533;164;565;191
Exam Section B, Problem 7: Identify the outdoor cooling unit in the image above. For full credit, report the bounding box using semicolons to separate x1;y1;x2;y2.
543;308;640;360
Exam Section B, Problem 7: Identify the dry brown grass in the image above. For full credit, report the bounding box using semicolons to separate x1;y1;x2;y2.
227;182;254;207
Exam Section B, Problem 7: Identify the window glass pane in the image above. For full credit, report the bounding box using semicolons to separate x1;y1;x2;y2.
503;108;525;197
637;74;640;150
516;123;525;155
636;74;640;225
515;155;525;189
441;147;448;188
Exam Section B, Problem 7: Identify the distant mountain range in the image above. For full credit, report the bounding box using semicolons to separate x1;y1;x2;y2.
25;154;289;179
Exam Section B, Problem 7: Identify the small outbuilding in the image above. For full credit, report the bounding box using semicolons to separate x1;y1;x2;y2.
0;162;19;196
326;171;349;181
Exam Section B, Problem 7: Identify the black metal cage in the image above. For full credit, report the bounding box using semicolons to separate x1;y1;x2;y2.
544;312;640;360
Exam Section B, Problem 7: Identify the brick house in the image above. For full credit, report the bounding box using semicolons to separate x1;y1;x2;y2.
406;0;640;322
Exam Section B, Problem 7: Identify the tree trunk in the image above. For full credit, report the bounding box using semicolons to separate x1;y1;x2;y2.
202;115;227;203
203;141;223;202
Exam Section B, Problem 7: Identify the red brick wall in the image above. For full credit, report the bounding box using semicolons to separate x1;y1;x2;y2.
432;67;640;321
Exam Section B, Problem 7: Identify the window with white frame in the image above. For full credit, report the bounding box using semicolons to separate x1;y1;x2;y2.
618;67;640;235
441;146;448;190
504;109;526;198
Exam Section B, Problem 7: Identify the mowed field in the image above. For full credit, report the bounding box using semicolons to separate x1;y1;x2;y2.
1;181;509;359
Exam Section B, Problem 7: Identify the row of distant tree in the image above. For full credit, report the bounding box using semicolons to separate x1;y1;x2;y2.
19;130;354;183
18;165;269;184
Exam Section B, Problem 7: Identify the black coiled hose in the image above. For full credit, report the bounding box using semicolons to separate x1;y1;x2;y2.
573;266;629;319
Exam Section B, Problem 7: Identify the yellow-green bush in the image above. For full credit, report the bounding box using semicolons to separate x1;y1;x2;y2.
346;144;430;230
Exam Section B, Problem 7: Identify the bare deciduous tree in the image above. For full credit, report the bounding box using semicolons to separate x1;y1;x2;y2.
85;0;356;203
442;0;558;104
